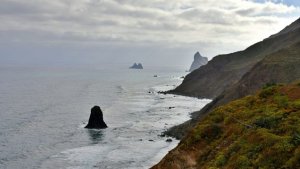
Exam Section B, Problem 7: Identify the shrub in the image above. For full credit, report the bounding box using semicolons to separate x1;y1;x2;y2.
226;142;241;157
274;138;294;152
291;99;300;109
247;144;262;159
263;82;277;89
236;155;251;169
224;116;233;125
210;113;224;123
215;153;227;167
259;86;277;98
284;147;300;168
273;95;289;108
292;132;300;146
200;124;222;141
254;116;280;129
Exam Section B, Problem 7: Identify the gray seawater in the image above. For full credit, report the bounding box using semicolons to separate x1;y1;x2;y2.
0;65;210;169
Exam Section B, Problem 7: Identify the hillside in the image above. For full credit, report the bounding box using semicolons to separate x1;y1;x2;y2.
165;36;300;140
215;41;300;107
153;83;300;169
171;18;300;99
164;18;300;140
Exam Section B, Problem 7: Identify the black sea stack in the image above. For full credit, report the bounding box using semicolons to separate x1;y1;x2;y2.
85;106;107;129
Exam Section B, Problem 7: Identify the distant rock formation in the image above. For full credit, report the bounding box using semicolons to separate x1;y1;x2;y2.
189;52;208;72
85;106;107;129
130;63;143;69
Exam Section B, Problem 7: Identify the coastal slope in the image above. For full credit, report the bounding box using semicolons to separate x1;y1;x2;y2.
171;18;300;99
215;41;300;108
153;83;300;169
164;18;300;140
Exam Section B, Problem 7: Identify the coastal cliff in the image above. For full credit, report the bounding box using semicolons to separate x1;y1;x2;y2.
153;18;300;168
164;17;300;140
171;18;300;99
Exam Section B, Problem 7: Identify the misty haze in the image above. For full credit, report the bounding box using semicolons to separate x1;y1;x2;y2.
1;0;300;169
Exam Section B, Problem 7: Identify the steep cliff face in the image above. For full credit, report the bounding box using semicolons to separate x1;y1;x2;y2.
171;18;300;99
189;52;208;72
216;41;300;107
153;84;300;169
164;40;300;140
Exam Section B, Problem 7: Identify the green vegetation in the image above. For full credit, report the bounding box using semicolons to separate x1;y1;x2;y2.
153;84;300;169
180;84;300;168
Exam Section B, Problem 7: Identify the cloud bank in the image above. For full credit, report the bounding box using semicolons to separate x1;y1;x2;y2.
0;0;299;66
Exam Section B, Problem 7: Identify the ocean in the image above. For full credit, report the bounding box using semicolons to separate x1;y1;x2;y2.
0;65;210;169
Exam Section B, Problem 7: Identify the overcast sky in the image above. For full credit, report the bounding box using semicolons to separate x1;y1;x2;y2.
0;0;299;68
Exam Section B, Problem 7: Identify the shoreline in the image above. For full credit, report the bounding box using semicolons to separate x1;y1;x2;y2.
148;97;211;168
41;74;210;169
139;81;211;168
157;89;213;140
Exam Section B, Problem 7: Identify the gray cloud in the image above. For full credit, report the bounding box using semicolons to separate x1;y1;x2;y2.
0;0;299;67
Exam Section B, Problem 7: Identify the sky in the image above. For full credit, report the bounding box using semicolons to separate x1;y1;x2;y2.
0;0;300;68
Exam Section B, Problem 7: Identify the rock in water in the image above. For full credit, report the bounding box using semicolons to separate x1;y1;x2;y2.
129;63;143;69
85;106;107;129
166;138;173;142
189;52;208;72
